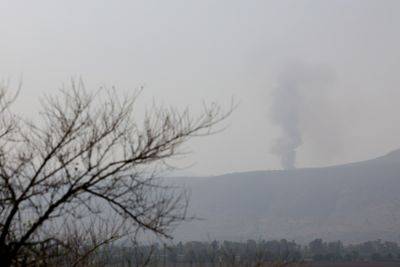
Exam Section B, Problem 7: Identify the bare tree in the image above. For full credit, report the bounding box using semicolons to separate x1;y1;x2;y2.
55;218;126;267
0;82;231;266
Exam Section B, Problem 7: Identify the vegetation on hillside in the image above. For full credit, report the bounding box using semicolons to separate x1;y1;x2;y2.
73;239;400;267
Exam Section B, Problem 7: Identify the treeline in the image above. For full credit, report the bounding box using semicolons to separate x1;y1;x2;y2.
103;239;400;266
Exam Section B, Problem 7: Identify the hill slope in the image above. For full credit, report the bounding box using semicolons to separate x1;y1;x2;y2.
170;150;400;243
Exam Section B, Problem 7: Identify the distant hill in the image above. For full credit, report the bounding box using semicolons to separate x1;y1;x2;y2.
169;149;400;243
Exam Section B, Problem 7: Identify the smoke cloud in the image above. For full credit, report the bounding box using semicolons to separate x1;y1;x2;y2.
270;68;302;170
270;64;334;170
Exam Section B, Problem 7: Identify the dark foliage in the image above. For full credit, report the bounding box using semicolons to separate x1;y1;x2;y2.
102;238;400;266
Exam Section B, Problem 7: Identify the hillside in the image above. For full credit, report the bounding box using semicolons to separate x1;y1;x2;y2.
170;150;400;243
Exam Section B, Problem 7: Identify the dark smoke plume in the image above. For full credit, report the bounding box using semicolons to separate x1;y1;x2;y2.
270;64;334;170
270;70;303;170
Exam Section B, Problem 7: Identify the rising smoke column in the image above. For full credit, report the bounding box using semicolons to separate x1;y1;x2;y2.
270;70;303;170
270;64;334;170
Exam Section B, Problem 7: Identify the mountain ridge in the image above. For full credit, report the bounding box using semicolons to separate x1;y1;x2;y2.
171;148;400;180
171;149;400;243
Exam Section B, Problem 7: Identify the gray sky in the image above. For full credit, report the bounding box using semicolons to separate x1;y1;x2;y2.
1;0;400;175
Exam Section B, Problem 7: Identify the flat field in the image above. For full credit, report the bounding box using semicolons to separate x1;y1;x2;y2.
153;262;400;267
311;262;400;267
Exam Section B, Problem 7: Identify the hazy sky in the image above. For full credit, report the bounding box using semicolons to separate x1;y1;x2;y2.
1;0;400;175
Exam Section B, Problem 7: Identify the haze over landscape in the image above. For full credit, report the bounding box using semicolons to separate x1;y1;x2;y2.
1;0;400;175
1;1;400;266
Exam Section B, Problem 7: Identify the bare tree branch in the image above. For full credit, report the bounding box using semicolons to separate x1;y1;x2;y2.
0;82;232;266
